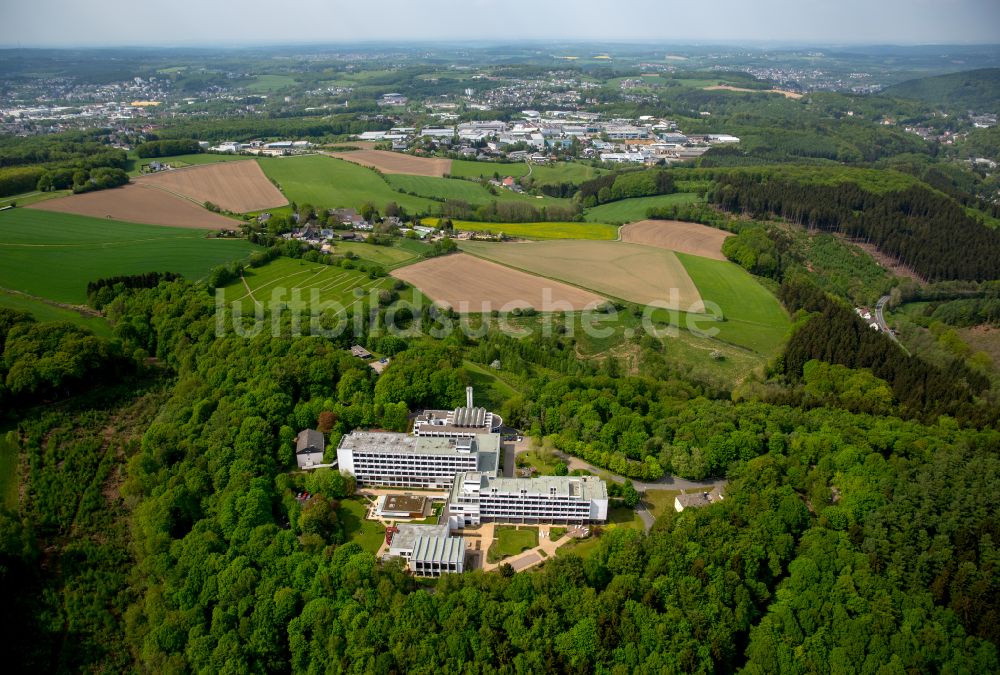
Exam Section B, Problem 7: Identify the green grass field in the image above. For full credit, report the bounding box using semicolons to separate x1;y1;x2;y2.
462;360;519;410
0;190;71;208
245;74;299;92
0;209;257;304
488;525;538;562
385;174;570;208
677;253;790;355
332;241;422;269
424;218;617;240
257;155;437;213
339;498;385;554
0;289;112;336
449;160;607;186
584;193;701;223
0;432;19;511
130;153;248;175
222;256;397;312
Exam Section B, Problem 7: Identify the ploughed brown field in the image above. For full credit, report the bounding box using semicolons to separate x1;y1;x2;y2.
328;149;452;177
702;85;803;99
136;160;287;213
391;253;605;312
27;184;240;229
620;220;733;261
460;239;704;311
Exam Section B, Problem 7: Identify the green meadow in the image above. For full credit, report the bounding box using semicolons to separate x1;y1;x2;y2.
221;256;398;312
0;209;257;304
677;253;790;355
584;193;701;223
257;155;437;213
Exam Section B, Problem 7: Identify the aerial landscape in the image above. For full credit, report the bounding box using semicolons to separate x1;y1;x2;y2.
2;0;1000;671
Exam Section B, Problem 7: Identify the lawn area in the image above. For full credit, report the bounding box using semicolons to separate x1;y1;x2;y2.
518;450;562;476
449;160;607;187
584;193;701;224
0;209;257;304
257;155;437;213
0;432;18;511
549;527;567;541
129;153;249;175
333;240;422;269
385;174;570;208
443;219;618;240
221;256;397;313
339;498;385;554
677;252;790;355
488;525;539;563
644;489;683;518
0;289;111;336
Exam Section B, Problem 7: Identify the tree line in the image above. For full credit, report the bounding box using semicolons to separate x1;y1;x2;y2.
710;171;1000;281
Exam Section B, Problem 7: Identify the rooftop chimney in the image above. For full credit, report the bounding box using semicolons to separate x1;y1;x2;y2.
466;386;474;408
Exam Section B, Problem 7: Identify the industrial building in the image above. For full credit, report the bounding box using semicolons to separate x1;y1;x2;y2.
448;472;609;527
336;431;500;488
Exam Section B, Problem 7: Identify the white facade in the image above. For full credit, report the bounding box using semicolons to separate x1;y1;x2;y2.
337;432;500;488
448;472;609;527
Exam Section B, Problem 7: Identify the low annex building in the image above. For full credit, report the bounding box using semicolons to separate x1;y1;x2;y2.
448;472;608;527
336;431;500;489
376;494;429;519
386;523;465;577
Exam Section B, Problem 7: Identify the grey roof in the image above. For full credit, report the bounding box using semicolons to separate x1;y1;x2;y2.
450;471;607;501
389;523;449;553
453;407;487;427
296;429;325;454
411;534;465;565
339;431;500;458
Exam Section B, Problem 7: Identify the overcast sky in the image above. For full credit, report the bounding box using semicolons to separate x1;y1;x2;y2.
1;0;998;47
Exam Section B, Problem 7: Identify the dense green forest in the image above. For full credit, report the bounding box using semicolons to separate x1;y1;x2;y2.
2;275;999;672
881;67;1000;111
709;169;1000;281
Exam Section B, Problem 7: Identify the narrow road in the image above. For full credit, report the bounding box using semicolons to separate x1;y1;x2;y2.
875;295;898;344
552;449;727;493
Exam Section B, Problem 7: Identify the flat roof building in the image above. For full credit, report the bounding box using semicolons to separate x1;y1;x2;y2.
337;431;500;489
448;472;608;527
376;494;429;519
413;387;503;438
386;523;465;576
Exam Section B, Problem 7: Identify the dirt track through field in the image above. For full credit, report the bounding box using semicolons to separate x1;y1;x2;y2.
136;160;287;213
620;220;732;261
392;253;605;312
27;184;240;229
328;150;452;177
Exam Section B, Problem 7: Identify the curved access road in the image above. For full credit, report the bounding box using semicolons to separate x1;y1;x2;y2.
875;295;898;344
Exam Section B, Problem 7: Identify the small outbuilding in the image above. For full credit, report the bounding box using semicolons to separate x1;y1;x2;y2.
295;429;326;470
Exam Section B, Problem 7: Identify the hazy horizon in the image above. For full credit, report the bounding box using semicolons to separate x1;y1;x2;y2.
2;0;999;49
